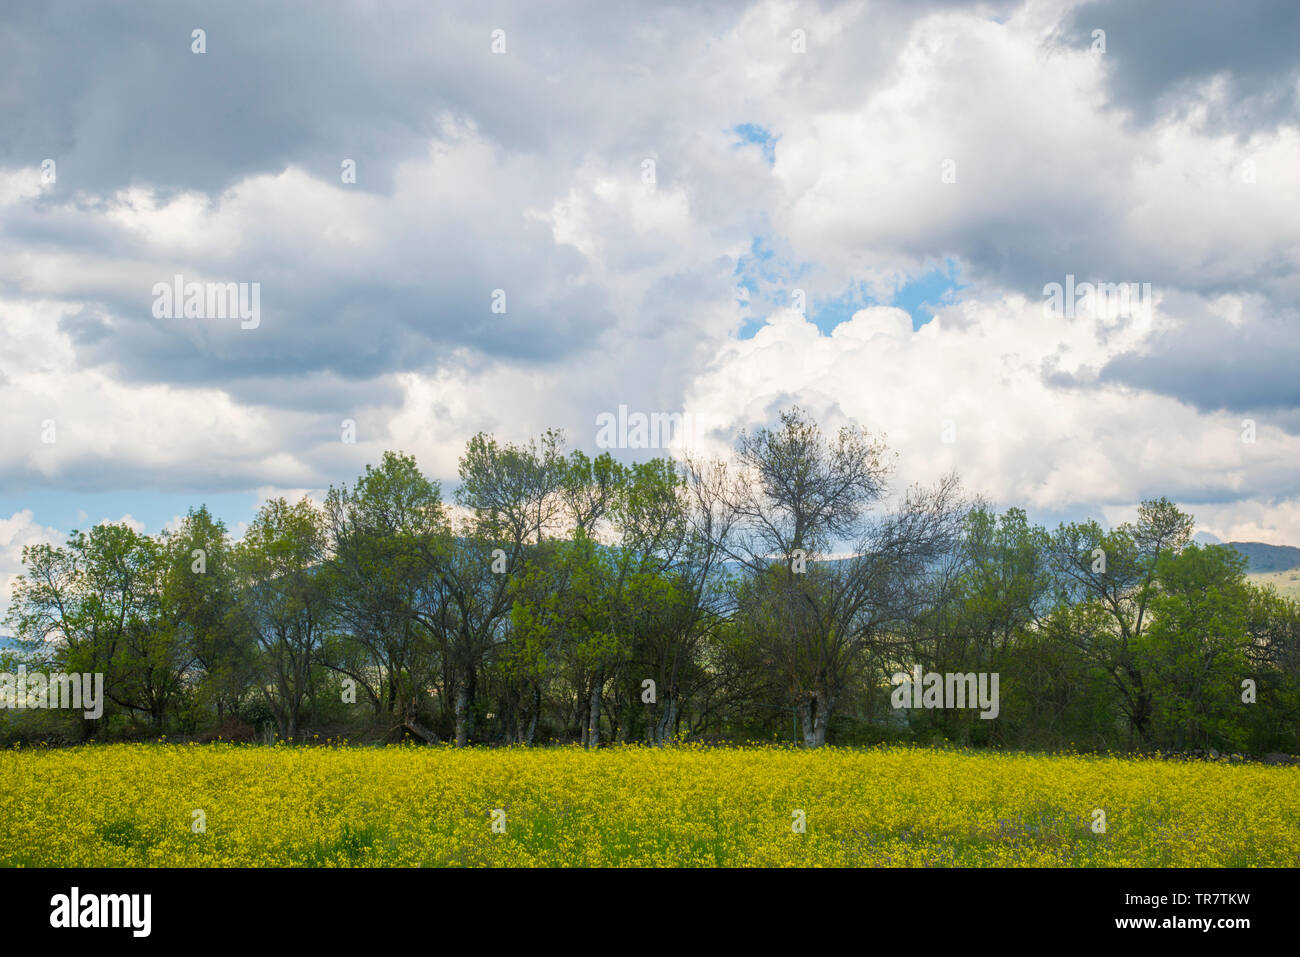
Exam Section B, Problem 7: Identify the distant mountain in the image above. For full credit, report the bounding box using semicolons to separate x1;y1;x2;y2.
1226;542;1300;573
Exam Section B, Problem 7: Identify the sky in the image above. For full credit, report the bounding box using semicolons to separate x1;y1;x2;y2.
2;0;1300;620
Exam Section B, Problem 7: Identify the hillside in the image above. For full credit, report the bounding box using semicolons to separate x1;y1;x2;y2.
1245;569;1300;600
1212;541;1300;599
1227;541;1300;573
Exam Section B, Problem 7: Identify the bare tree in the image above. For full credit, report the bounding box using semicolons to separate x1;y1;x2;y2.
713;407;963;746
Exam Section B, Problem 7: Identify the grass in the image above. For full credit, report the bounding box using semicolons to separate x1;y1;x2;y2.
1247;569;1300;600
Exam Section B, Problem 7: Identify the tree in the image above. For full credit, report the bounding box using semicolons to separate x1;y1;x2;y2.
6;523;169;737
501;450;628;745
232;498;333;740
1048;497;1194;746
718;407;962;746
324;452;447;740
162;506;252;723
425;430;570;746
1138;543;1253;750
1242;583;1300;751
903;506;1052;745
111;531;191;730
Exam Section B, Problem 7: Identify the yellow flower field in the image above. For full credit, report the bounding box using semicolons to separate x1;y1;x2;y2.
2;743;1297;867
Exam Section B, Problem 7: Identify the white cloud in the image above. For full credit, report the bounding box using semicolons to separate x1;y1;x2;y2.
0;511;65;628
100;514;146;534
680;298;1300;539
1;0;1299;562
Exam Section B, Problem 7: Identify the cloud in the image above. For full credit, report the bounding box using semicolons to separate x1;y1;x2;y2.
0;510;64;627
101;514;146;534
2;0;1300;616
679;299;1300;532
1098;292;1300;420
1060;0;1300;133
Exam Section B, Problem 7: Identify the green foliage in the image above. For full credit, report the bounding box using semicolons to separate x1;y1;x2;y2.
5;414;1300;754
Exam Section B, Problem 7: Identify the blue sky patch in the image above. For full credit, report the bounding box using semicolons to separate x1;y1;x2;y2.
0;490;264;541
892;260;967;329
735;243;967;337
732;124;778;166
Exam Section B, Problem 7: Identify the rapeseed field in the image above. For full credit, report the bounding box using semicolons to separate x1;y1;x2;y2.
2;744;1297;867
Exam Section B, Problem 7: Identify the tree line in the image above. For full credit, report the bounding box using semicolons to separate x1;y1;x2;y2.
5;407;1299;753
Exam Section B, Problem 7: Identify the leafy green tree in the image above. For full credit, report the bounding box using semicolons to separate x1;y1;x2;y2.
231;498;333;740
1242;583;1300;751
325;452;446;739
162;506;253;723
998;599;1125;750
904;506;1052;744
6;522;166;737
501;450;627;744
1048;497;1194;745
110;531;191;731
431;430;570;745
1138;544;1254;750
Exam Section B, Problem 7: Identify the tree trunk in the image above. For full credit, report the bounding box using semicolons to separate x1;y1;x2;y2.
524;685;540;745
454;686;470;747
812;691;833;747
798;698;816;748
586;674;603;749
798;690;833;748
664;694;679;745
652;689;677;745
404;718;439;744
